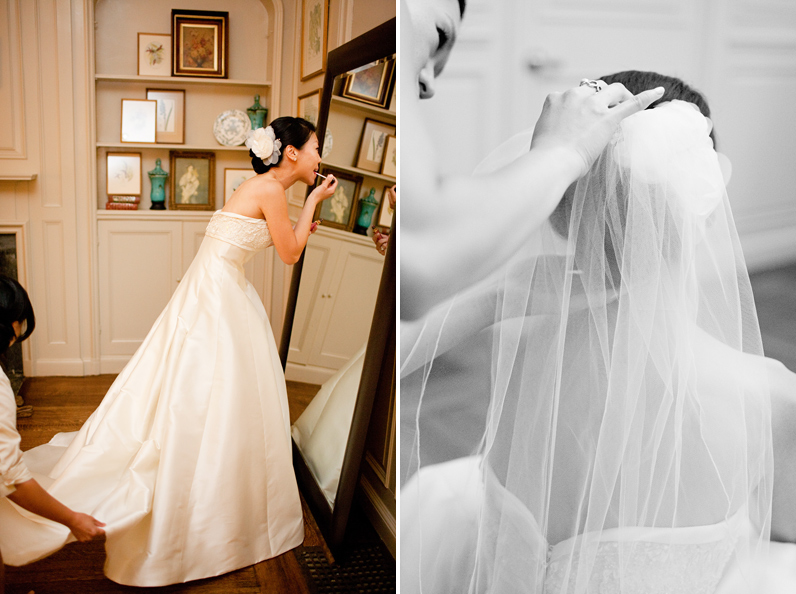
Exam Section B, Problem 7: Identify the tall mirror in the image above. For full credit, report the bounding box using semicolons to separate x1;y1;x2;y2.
279;18;396;553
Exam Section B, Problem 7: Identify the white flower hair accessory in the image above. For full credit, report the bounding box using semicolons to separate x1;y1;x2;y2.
245;126;282;166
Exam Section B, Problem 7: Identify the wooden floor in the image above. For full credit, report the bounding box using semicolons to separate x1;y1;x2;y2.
5;377;327;594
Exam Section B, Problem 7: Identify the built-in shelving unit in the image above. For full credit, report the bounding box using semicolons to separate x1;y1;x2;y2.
96;74;272;87
331;95;395;120
322;162;396;183
321;75;396;231
93;2;278;213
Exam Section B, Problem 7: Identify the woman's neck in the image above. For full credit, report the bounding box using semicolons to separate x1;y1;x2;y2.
264;166;299;190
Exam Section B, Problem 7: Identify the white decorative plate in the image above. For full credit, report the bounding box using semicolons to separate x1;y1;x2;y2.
213;110;251;146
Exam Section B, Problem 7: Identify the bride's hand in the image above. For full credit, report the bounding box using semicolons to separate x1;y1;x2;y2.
311;174;338;203
530;82;665;177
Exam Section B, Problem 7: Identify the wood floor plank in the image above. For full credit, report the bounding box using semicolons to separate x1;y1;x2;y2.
254;552;311;594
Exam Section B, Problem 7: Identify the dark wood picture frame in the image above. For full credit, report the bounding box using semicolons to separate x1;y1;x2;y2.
279;17;396;557
355;118;396;173
168;150;215;210
172;10;229;79
313;166;362;231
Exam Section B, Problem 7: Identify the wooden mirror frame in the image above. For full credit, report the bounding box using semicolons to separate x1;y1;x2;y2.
278;17;396;555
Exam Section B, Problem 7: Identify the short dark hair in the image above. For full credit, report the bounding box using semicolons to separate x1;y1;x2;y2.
0;275;35;355
250;117;317;174
599;70;714;145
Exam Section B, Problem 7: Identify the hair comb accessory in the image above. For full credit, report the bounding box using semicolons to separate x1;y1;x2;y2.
245;126;282;165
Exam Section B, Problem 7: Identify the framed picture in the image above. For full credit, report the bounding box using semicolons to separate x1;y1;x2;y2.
223;168;257;204
314;167;362;231
169;151;215;210
380;135;397;178
106;152;142;197
355;119;396;173
120;99;157;144
298;90;322;126
375;185;395;231
146;89;185;144
301;0;327;80
342;57;395;108
138;33;171;77
172;10;228;78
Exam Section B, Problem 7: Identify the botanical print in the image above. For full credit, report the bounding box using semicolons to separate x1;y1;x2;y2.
107;154;141;195
157;99;175;132
113;161;134;183
367;130;387;163
309;0;322;59
182;25;216;69
146;41;165;66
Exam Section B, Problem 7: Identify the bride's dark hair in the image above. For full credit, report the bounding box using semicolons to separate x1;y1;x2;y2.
250;116;316;174
550;71;713;240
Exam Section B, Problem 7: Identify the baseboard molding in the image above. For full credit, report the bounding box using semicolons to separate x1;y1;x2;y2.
285;362;335;384
358;473;396;557
82;358;101;376
32;359;89;377
98;356;130;375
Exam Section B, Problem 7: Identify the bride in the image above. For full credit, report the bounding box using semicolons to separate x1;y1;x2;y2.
0;117;338;586
401;72;796;593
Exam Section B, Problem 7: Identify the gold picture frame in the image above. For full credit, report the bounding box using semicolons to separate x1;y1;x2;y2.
301;0;328;80
169;151;216;211
342;57;395;109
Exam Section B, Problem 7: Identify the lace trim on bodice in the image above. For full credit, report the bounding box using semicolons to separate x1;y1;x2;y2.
205;211;273;251
543;519;740;594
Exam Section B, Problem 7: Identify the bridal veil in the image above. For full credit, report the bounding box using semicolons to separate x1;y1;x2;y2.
401;100;773;593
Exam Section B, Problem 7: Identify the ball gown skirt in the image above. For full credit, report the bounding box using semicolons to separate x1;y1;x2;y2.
0;211;304;586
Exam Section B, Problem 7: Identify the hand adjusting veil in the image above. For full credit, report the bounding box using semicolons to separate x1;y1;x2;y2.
401;101;773;593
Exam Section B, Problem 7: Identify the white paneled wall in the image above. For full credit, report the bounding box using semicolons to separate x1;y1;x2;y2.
421;0;796;271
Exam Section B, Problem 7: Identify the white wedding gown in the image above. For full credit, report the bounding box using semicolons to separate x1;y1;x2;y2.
292;344;365;507
403;457;796;594
0;211;304;586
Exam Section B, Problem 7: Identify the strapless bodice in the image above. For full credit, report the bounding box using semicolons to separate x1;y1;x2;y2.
402;457;746;594
204;210;273;252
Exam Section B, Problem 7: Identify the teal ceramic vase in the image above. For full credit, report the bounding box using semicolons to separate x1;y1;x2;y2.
353;188;379;234
247;95;268;130
148;158;168;210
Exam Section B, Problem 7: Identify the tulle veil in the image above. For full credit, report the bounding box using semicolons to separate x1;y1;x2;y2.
400;100;773;593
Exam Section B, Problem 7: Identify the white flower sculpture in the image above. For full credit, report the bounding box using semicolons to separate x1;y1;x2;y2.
245;126;282;166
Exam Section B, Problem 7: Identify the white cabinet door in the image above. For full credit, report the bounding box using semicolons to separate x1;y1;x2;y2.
287;231;384;382
288;234;339;366
308;242;384;369
98;220;182;373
